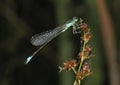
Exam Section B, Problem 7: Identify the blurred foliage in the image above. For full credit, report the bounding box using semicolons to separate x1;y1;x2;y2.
0;0;120;85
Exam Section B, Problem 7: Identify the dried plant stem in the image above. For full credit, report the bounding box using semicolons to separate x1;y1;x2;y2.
72;68;77;74
59;18;92;85
78;32;86;71
73;32;87;85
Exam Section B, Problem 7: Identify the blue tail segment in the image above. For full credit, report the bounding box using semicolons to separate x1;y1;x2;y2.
25;56;33;64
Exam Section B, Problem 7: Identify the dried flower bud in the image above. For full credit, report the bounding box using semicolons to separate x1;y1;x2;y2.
84;45;92;52
76;71;84;80
82;63;91;76
76;63;91;80
80;23;88;31
83;32;91;42
78;52;82;59
63;60;77;70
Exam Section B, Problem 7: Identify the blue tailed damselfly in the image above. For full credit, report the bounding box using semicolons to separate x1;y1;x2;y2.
25;17;80;64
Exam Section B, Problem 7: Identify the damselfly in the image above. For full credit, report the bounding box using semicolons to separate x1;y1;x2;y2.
25;17;81;64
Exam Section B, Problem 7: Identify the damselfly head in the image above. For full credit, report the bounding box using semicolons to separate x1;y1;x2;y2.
73;17;78;22
72;18;84;34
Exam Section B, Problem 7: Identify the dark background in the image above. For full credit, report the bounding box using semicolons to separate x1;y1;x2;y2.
0;0;120;85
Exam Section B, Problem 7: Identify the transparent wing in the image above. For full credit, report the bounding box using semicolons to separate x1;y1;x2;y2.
30;25;66;46
30;17;78;46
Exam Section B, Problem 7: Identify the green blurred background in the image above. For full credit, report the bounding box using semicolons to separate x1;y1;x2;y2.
0;0;120;85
